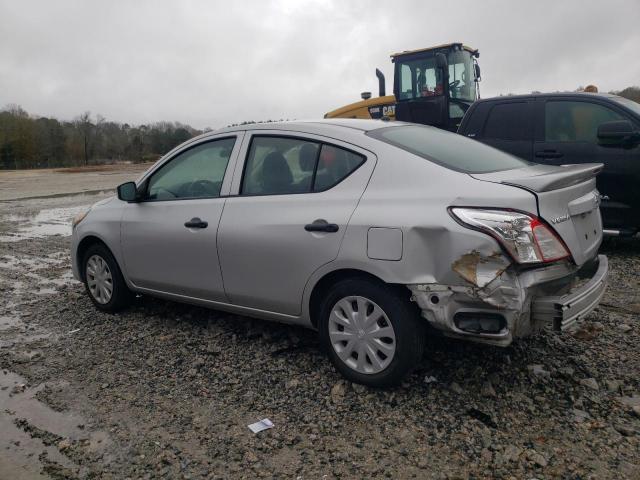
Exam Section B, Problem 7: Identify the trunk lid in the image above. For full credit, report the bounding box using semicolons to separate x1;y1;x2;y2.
471;163;604;266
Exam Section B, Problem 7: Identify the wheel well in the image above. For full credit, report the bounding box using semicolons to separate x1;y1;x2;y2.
76;236;109;281
308;269;389;328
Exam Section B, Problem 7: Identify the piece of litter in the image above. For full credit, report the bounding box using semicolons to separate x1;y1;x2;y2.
248;418;274;434
424;375;437;384
68;328;81;334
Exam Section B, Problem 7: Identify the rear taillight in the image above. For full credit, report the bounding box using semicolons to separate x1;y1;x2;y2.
450;208;571;264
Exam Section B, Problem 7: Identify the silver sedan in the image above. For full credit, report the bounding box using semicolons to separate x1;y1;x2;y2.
71;119;608;386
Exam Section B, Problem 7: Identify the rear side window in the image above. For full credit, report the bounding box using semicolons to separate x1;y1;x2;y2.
483;102;531;140
545;101;626;142
241;136;365;195
314;145;365;191
368;125;531;173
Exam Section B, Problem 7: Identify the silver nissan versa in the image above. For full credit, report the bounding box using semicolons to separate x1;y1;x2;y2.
71;119;608;386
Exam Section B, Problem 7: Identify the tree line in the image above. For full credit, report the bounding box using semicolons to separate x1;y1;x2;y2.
1;85;639;170
0;105;202;169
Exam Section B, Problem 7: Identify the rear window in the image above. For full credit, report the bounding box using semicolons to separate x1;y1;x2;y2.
483;102;531;140
367;125;532;173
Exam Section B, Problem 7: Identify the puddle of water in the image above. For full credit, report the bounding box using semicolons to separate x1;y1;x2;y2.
0;205;91;242
0;254;65;271
0;371;86;478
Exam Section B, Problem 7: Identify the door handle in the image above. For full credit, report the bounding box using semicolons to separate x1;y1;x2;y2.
304;219;339;233
535;149;564;159
184;217;208;229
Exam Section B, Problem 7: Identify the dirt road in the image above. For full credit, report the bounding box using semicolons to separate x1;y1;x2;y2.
0;164;152;201
0;168;639;478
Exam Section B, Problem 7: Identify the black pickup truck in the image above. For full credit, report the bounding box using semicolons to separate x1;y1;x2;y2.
458;93;640;235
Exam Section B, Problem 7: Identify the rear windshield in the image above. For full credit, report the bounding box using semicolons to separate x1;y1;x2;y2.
367;125;532;173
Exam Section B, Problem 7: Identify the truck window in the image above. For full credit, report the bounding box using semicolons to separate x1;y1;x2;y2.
483;102;531;141
545;101;625;142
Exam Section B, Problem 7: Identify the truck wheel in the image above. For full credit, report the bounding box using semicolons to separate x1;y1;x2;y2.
318;277;425;387
82;243;133;312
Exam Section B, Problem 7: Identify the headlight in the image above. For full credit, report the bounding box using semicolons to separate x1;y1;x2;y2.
450;208;570;264
72;210;90;229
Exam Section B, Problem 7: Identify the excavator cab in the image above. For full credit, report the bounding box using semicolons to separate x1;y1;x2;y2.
392;43;480;131
324;42;481;132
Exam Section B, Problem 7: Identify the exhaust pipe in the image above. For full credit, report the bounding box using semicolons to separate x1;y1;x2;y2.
376;68;386;97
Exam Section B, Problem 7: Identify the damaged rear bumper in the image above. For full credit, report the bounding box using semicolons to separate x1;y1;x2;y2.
408;254;608;347
532;255;608;331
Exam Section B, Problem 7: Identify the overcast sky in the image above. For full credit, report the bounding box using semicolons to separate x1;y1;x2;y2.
1;0;638;129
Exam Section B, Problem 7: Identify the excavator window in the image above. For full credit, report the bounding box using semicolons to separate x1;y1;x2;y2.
398;59;443;100
395;49;477;103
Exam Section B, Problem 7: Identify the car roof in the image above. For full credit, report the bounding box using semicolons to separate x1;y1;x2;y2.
474;92;620;103
203;118;408;137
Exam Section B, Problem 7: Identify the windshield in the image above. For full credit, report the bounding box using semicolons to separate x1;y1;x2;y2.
612;96;640;117
367;125;533;174
395;49;477;103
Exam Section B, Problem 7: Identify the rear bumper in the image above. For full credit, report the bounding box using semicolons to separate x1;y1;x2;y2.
532;255;608;331
408;254;608;346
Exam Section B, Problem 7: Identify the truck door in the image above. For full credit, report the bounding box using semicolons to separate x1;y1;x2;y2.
534;98;639;232
471;100;534;161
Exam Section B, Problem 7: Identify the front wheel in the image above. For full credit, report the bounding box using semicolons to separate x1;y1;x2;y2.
318;278;425;387
82;243;133;312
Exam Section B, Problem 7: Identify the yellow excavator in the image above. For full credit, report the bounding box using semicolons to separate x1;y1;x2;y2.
325;43;481;132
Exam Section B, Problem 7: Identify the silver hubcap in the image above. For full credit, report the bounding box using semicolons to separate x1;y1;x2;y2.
86;255;113;304
328;296;396;375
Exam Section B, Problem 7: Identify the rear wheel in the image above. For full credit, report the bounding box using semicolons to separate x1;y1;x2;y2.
82;243;133;312
318;277;425;387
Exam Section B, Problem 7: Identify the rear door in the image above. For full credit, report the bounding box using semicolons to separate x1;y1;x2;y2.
463;100;534;161
217;131;376;316
534;97;640;230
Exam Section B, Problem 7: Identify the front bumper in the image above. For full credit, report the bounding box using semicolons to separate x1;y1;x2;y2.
532;255;608;331
408;254;608;346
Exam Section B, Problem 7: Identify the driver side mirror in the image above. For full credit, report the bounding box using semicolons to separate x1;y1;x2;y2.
597;120;640;147
474;63;481;81
117;181;139;202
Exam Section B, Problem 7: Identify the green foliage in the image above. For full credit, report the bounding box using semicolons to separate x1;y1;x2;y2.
610;86;640;103
0;106;202;169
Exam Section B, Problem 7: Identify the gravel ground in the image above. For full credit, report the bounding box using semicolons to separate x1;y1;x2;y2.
0;182;639;478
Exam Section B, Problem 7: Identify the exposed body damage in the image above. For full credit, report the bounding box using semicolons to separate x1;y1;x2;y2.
408;247;607;347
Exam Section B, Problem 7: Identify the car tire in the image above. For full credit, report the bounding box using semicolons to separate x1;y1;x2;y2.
82;243;133;312
318;277;426;387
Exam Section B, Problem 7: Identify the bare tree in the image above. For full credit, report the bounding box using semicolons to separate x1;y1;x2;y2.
74;111;94;166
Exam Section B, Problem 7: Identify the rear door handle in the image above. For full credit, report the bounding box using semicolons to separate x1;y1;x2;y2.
304;219;339;233
535;149;564;159
184;217;208;229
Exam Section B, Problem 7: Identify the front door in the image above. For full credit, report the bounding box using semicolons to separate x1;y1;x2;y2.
535;99;639;230
217;132;375;316
120;135;241;301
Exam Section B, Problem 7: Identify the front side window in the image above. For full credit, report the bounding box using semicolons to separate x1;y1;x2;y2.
483;102;531;141
147;137;235;200
545;101;626;143
241;136;365;195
